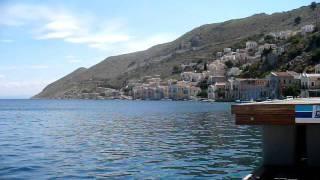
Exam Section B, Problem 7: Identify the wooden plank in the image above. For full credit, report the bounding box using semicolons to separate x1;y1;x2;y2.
235;114;294;125
232;104;295;115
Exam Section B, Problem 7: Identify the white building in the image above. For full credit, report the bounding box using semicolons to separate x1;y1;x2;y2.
227;67;242;77
208;61;226;76
300;73;320;97
315;64;320;74
216;52;223;58
208;83;226;100
301;24;315;34
246;41;258;50
223;48;232;54
208;75;227;85
180;72;204;82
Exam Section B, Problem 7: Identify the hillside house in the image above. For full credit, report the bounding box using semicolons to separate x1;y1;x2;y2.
181;72;204;82
208;75;227;85
208;61;226;76
246;41;258;50
301;24;315;34
223;48;232;54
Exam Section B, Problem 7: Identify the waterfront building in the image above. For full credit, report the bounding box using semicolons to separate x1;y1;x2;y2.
132;86;144;99
96;87;120;98
235;79;269;101
300;73;320;97
267;71;300;98
168;81;200;100
208;83;226;100
315;64;320;73
189;86;201;98
225;78;239;100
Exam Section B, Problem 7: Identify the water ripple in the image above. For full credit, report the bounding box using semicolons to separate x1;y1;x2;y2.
0;100;262;179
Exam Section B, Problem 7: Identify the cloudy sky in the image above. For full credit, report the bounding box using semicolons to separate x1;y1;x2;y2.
0;0;317;98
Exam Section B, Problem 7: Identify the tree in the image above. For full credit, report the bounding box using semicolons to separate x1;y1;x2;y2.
310;2;317;11
264;35;276;44
197;90;208;98
283;85;300;97
310;2;319;29
198;79;208;90
311;49;320;63
215;88;225;99
172;65;181;74
224;60;233;68
204;62;208;71
294;16;301;25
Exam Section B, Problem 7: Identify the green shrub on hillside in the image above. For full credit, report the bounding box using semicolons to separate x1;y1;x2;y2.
224;60;233;68
294;16;302;25
311;49;320;63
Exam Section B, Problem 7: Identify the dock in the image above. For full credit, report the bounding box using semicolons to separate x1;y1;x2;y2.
232;98;320;179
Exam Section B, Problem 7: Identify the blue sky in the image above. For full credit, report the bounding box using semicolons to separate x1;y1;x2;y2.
0;0;318;98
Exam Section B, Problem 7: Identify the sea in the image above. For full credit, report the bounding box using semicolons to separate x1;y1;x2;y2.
0;100;262;179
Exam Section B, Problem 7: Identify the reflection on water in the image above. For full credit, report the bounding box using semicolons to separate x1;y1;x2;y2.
0;100;262;179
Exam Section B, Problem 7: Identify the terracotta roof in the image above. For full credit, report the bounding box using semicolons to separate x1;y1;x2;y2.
272;72;293;77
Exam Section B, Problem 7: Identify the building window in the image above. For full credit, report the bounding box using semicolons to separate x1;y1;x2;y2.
312;82;315;87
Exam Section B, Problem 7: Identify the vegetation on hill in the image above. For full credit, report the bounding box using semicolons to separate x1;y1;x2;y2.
240;29;320;78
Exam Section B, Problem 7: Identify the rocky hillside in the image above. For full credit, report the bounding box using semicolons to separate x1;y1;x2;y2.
34;3;319;99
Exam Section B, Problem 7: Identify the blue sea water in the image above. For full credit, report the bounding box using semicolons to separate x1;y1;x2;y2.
0;100;262;179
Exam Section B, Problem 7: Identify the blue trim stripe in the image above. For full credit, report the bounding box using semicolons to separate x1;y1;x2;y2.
296;105;313;112
296;112;313;118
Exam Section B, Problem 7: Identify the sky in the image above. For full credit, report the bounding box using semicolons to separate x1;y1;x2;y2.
0;0;318;98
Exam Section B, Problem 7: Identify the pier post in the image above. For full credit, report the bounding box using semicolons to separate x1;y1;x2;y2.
262;125;296;166
306;124;320;167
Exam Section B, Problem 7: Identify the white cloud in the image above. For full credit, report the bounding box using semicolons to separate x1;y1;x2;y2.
0;4;132;49
125;33;177;52
0;74;5;79
0;3;178;53
37;31;74;39
0;4;59;26
65;34;130;44
0;39;14;43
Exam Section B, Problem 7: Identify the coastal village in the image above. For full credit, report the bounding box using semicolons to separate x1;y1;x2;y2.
64;24;320;102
